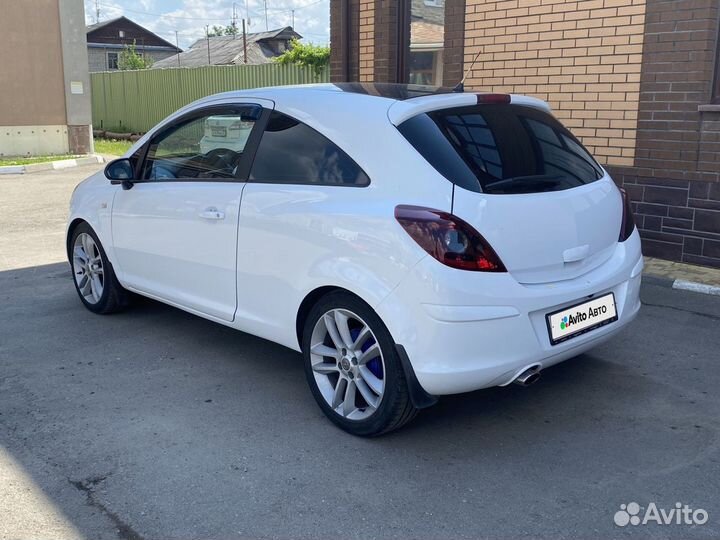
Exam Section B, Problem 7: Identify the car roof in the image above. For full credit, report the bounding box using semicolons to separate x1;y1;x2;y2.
189;83;552;126
207;83;456;103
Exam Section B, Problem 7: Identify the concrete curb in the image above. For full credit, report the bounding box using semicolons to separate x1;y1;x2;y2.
672;279;720;296
644;272;720;296
0;155;104;175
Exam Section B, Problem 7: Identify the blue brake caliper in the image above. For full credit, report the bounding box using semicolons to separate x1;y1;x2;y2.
349;328;383;379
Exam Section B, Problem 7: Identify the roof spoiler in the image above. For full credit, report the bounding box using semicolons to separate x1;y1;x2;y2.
387;93;552;125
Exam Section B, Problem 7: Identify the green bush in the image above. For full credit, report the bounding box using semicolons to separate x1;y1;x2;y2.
119;41;154;70
273;39;330;77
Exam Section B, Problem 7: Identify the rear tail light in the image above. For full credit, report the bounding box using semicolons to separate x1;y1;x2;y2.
395;205;506;272
476;93;511;105
619;188;636;242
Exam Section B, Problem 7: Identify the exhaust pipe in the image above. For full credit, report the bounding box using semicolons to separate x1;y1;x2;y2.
513;366;541;387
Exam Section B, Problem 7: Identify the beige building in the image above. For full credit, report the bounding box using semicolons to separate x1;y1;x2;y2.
0;0;93;157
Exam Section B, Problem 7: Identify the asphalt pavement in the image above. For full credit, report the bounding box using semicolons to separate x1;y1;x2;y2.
1;165;718;539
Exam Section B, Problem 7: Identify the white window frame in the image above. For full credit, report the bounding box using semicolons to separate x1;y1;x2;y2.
107;51;119;70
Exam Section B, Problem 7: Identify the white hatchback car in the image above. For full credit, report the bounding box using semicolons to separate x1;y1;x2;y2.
68;83;642;436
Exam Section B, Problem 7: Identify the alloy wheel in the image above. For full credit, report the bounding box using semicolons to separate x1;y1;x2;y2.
309;308;386;420
72;233;104;304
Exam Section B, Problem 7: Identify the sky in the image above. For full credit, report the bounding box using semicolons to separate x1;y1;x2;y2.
84;0;330;49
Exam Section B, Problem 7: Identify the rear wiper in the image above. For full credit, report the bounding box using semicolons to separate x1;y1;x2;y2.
484;175;566;193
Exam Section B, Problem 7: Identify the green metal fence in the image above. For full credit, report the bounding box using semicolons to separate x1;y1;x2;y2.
90;64;330;133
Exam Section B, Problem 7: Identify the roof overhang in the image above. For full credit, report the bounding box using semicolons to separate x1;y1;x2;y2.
87;43;180;51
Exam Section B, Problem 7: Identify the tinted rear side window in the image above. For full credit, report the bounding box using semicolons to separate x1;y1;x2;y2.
249;111;369;186
398;104;604;194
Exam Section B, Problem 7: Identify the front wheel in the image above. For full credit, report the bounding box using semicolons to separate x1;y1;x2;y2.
70;222;129;314
302;291;418;436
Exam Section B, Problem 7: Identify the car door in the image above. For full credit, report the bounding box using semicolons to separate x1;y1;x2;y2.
111;102;267;322
234;110;380;348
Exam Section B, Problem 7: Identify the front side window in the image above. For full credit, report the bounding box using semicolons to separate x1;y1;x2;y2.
142;106;260;181
398;104;604;194
249;111;369;186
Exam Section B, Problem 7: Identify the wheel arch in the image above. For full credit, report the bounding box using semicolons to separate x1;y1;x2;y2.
295;285;438;416
66;218;88;261
295;286;378;351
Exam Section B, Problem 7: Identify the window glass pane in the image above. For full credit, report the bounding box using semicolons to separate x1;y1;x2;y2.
409;0;444;86
398;104;604;194
249;112;369;186
143;110;257;180
525;118;602;184
444;113;503;178
107;52;118;70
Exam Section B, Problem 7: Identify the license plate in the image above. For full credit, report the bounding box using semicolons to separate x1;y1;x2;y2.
211;127;226;137
546;293;618;345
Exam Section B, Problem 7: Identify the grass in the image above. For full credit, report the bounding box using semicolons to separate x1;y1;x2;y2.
0;138;133;167
0;154;77;166
94;138;133;156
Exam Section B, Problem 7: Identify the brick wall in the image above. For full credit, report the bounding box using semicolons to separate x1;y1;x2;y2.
374;0;406;82
608;0;720;267
463;0;646;168
443;0;466;86
330;0;361;82
328;0;720;267
359;0;375;81
329;0;345;81
333;0;465;86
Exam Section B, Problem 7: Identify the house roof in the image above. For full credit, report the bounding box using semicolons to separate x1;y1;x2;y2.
410;20;444;48
86;18;118;33
86;16;180;51
152;27;301;69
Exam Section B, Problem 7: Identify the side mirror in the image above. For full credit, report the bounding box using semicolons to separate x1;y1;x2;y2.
105;158;135;190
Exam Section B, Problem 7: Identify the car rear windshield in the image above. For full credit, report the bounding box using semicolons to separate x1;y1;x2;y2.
397;104;604;194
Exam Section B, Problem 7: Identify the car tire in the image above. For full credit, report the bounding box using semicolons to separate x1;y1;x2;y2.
70;222;129;314
302;291;418;436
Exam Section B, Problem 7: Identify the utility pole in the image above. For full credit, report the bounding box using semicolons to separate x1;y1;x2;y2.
264;0;269;31
205;25;211;65
95;0;101;23
175;31;181;67
242;19;248;64
291;9;295;29
232;2;237;39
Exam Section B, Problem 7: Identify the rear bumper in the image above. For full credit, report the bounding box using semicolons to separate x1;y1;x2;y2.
376;230;643;395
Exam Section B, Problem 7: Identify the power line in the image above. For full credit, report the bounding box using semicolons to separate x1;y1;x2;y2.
92;0;327;21
89;0;329;44
96;1;230;22
264;0;327;14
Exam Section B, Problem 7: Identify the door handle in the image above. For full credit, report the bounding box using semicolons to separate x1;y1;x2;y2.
199;207;225;220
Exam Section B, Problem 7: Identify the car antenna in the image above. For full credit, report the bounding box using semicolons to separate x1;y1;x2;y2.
453;47;483;93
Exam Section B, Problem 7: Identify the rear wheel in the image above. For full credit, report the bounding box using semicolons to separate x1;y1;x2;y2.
302;291;418;436
70;223;128;314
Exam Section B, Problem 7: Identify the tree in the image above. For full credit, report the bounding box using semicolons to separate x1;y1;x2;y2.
118;41;154;70
207;23;239;37
273;39;330;78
